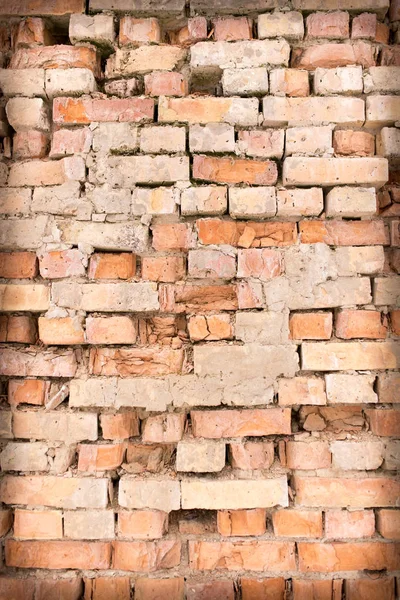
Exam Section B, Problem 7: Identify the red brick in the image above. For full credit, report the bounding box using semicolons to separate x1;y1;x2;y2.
38;317;85;345
333;130;375;156
134;578;184;600
53;97;154;125
39;249;85;279
193;155;278;185
352;13;377;39
14;509;62;540
144;71;188;96
292;42;375;69
197;219;297;247
78;444;125;472
213;17;252;41
298;541;400;572
217;509;267;536
160;284;238;312
10;45;99;75
119;17;160;45
325;510;375;539
294;476;400;508
237;248;282;280
8;379;48;406
272;509;322;538
390;0;400;20
377;373;400;403
0;252;38;278
191;408;291;438
375;22;389;44
229;441;274;469
391;310;400;335
377;510;400;540
241;578;285;600
0;348;77;377
0;509;12;536
365;409;400;437
286;441;331;469
142;256;186;282
13;131;48;160
118;511;168;539
14;17;53;48
152;223;193;251
336;310;387;339
186;580;234;600
100;413;140;440
292;580;338;600
189;540;295;571
381;46;400;66
0;578;34;600
112;540;181;571
169;17;207;46
306;12;349;39
50;127;92;158
5;540;111;569
0;315;37;344
345;577;395;600
90;346;184;377
142;413;185;443
86;316;137;345
0;1;85;16
84;577;131;600
300;220;389;245
35;579;83;600
88;253;136;279
290;312;332;340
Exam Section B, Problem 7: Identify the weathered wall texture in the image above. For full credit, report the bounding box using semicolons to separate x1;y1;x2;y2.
0;0;399;598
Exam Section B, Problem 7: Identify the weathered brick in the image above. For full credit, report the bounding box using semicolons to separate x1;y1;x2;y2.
366;409;400;436
302;341;400;370
217;509;266;536
272;509;322;538
6;97;49;132
5;540;111;570
263;97;364;127
229;441;274;469
8;379;48;406
45;68;97;98
0;68;45;97
378;373;400;403
235;311;288;344
306;11;349;39
364;66;400;93
10;45;100;76
325;509;375;539
186;580;234;600
335;309;387;338
377;127;400;160
83;577;130;600
13;411;97;443
278;377;326;406
158;96;258;125
0;315;36;344
213;16;252;41
78;444;125;472
377;509;400;540
286;126;332;156
314;65;363;94
286;441;331;469
191;408;291;438
88;253;136;280
269;68;310;96
277;188;323;217
100;413;139;440
0;188;31;215
191;39;290;70
52;282;159;312
241;578;285;600
237;248;282;279
0;284;49;312
345;578;396;600
188;249;236;279
366;95;400;126
222;67;269;95
284;157;388;188
258;11;304;39
193;155;278;185
53;97;154;124
298;541;400;572
13;131;48;159
291;41;376;70
119;478;180;511
106;46;186;77
189;540;295;570
135;578;184;600
142;256;186;283
14;509;62;539
70;13;115;47
238;130;284;159
331;440;384;470
333;130;375;156
91;346;184;378
144;71;188;96
326;373;377;404
177;441;226;472
40;249;86;279
189;123;235;154
0;252;37;279
9;157;85;187
38;316;84;345
300;220;388;245
14;17;53;47
152;223;194;251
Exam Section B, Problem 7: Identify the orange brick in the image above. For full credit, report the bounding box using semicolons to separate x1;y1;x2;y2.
213;17;252;41
241;578;285;600
290;312;332;340
333;130;375;156
345;577;395;600
54;97;154;124
112;540;180;571
272;509;322;538
142;256;186;282
5;540;111;570
160;284;238;313
142;413;186;443
84;577;131;600
188;540;295;571
188;314;233;341
325;510;375;539
0;315;37;344
191;408;291;438
377;510;400;540
365;409;400;437
78;444;125;472
298;541;400;572
8;379;48;406
119;17;161;45
294;476;400;508
0;578;34;600
14;17;54;47
0;509;12;536
291;42;375;70
118;511;168;539
38;317;85;345
229;441;274;469
152;223;193;251
134;578;184;600
88;253;136;279
90;346;184;377
14;509;62;540
144;72;188;97
300;220;389;246
336;310;387;339
286;441;331;470
100;413;140;440
13;131;48;160
86;316;137;345
196;219;297;247
186;580;235;600
39;249;86;278
217;509;267;536
391;310;400;335
193;155;278;185
237;248;282;280
292;580;338;600
10;45;100;76
0;252;38;278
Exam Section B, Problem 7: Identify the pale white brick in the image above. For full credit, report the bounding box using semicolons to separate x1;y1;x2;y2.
0;69;45;97
263;97;364;126
69;13;115;46
52;282;159;312
258;11;304;40
229;186;276;218
191;40;290;70
189;123;235;153
140;126;186;154
181;186;227;216
222;68;269;96
6;98;49;132
325;373;378;404
364;66;400;94
45;68;97;98
119;478;180;511
314;66;363;95
176;441;226;473
376;127;400;160
277;188;323;217
92;122;139;153
325;186;377;217
285;126;333;156
131;187;179;215
283;157;388;188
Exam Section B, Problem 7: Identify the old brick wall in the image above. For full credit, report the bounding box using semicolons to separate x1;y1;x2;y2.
0;0;399;598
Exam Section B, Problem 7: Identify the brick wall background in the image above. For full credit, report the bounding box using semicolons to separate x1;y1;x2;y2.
0;0;399;598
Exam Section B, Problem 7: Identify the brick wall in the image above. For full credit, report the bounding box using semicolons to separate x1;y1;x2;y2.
0;0;399;598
